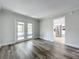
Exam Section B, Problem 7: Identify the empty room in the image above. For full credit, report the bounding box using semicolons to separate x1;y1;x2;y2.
0;0;79;59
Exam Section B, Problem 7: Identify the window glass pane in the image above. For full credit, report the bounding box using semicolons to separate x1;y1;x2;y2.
17;22;24;40
27;36;32;38
27;23;32;38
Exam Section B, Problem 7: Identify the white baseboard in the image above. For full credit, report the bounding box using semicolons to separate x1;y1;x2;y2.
65;43;79;49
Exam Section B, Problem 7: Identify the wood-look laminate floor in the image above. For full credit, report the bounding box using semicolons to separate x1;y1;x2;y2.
0;39;79;59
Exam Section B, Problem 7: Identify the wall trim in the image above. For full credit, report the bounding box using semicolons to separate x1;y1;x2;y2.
65;43;79;49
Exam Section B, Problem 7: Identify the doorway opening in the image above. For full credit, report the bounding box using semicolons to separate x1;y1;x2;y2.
53;16;65;44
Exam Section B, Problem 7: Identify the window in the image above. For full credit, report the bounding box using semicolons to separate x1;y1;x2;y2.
17;22;24;40
27;23;32;38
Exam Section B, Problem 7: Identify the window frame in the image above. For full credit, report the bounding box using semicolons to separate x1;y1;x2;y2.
27;23;33;39
16;21;25;40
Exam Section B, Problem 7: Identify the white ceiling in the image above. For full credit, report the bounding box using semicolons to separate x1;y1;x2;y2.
0;0;79;18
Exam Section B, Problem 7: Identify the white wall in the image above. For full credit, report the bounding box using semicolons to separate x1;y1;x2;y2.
65;11;79;48
0;9;39;45
40;18;54;42
40;9;79;48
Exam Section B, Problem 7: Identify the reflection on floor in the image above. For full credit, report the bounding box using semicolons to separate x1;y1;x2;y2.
54;37;65;44
0;39;79;59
